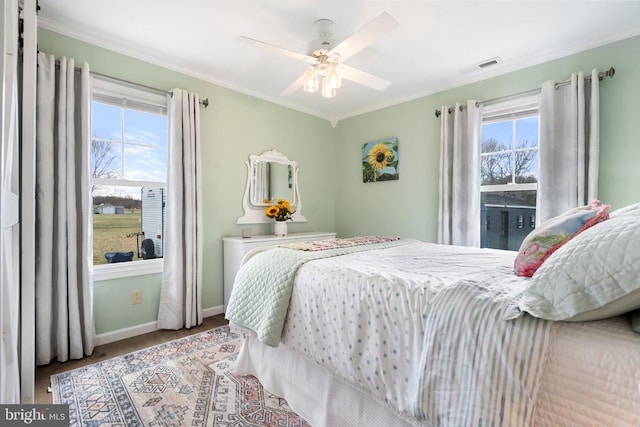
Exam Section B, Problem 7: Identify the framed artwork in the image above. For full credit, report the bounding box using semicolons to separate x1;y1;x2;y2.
362;137;399;183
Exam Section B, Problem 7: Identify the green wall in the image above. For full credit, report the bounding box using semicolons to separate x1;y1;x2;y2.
38;28;640;335
335;35;640;242
93;274;162;335
38;29;336;335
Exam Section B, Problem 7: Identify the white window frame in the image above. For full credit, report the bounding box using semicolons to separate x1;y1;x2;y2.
480;95;539;195
91;76;169;281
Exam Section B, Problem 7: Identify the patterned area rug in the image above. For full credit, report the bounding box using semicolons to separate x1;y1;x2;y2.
51;326;310;426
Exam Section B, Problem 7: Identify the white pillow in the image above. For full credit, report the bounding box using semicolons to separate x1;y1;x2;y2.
610;202;640;218
505;209;640;321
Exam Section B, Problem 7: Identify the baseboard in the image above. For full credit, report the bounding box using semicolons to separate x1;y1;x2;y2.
203;305;224;318
96;321;158;346
96;304;225;346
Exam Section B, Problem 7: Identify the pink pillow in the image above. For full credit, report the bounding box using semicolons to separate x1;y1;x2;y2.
514;200;610;277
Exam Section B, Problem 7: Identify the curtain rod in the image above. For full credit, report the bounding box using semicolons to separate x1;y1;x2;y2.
53;61;209;108
91;71;210;108
434;66;615;118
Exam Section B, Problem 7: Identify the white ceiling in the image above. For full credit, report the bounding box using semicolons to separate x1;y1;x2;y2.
38;0;640;123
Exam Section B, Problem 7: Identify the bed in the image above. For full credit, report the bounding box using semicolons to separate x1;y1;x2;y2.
225;211;640;427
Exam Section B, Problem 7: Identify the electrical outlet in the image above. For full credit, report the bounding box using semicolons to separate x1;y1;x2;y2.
131;290;142;305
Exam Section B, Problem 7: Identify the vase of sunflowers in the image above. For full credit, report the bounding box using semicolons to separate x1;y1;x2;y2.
265;198;295;236
274;221;287;237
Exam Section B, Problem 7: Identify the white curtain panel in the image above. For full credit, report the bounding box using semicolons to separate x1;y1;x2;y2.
538;69;600;222
1;20;21;401
437;100;482;247
35;53;95;365
157;89;203;330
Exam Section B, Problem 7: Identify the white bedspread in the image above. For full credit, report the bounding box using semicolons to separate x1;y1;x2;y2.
234;240;640;426
280;241;530;421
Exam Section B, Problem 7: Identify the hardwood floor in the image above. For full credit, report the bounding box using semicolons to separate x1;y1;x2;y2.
35;314;229;404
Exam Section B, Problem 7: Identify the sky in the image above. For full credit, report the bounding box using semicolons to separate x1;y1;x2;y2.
481;116;539;182
91;102;168;199
482;117;538;150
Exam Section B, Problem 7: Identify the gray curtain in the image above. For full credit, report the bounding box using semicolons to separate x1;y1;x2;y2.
35;53;95;365
437;100;482;247
157;89;203;330
538;69;600;222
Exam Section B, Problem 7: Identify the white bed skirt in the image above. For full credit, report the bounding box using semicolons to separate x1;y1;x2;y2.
234;332;421;427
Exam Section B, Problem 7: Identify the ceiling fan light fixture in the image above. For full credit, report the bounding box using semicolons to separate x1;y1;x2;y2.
303;66;319;93
316;62;329;77
328;62;342;89
241;12;398;100
321;76;336;98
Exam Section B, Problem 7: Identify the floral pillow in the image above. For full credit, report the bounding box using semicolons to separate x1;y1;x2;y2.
514;200;610;277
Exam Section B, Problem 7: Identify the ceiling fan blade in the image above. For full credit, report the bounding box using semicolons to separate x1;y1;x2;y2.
340;64;391;91
238;36;318;64
280;74;305;97
328;12;399;61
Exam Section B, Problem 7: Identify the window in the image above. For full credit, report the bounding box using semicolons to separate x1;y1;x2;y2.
480;96;539;251
91;77;168;276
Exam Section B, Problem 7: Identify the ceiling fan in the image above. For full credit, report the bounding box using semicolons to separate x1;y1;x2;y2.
239;12;399;98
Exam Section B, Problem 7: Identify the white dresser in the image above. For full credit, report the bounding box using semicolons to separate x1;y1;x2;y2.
222;231;336;309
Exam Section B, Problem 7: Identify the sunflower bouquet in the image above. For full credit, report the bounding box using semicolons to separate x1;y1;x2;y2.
265;198;296;221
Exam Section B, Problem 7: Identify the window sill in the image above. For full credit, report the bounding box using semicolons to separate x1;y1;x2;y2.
93;258;163;282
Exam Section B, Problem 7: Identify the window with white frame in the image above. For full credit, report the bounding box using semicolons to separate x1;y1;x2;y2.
91;77;168;276
480;96;539;251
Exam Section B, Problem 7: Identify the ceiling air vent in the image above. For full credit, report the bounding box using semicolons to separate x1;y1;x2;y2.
459;56;502;74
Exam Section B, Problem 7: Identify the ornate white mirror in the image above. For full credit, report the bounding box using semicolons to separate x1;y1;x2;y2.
237;150;307;224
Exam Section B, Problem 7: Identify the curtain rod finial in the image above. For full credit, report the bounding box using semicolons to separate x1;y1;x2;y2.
607;67;615;78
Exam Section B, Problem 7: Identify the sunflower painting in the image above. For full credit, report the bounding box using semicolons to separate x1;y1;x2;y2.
362;137;399;183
